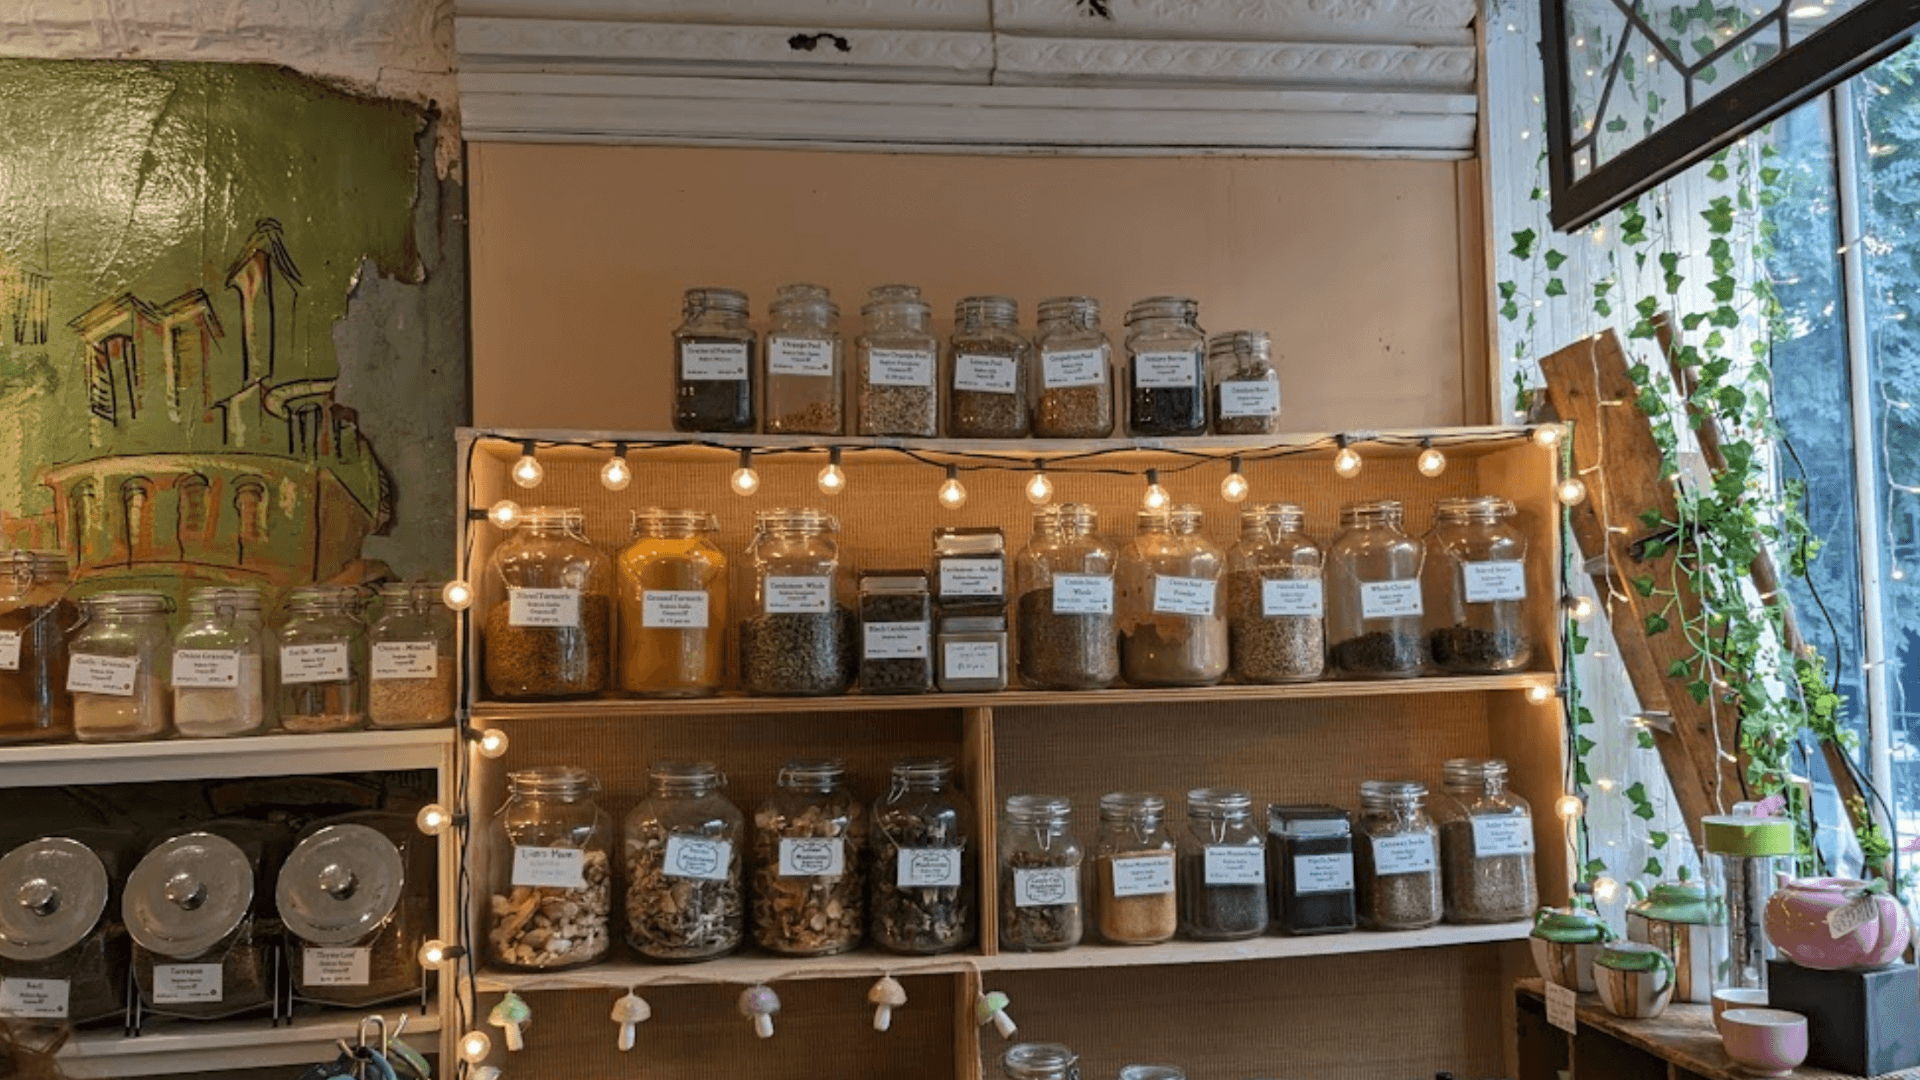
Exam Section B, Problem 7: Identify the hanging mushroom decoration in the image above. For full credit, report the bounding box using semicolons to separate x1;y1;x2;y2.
976;991;1017;1039
490;992;533;1052
739;984;781;1039
867;976;907;1032
612;990;651;1051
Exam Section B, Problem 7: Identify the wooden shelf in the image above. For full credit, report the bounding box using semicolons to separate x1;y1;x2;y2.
0;727;457;787
59;1001;441;1079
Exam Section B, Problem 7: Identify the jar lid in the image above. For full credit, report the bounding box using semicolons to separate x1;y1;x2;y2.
1004;794;1072;825
1597;941;1669;971
507;766;601;799
123;832;254;958
286;584;362;613
1435;495;1517;521
1360;779;1427;800
1;550;68;583
1033;503;1098;529
0;838;110;961
1001;1044;1079;1071
1187;788;1253;817
955;295;1019;326
889;756;954;783
1036;296;1100;322
1702;812;1796;856
276;824;406;946
630;507;718;536
1119;1067;1186;1080
1532;905;1609;943
771;282;838;319
517;506;586;530
754;507;839;533
1205;331;1270;361
1137;505;1204;530
648;760;723;789
1124;296;1198;324
85;589;171;615
776;758;846;790
940;615;1007;633
861;284;930;319
188;586;264;613
1098;792;1165;822
1442;758;1509;787
1267;805;1351;838
934;527;1006;555
683;287;749;317
1241;503;1306;530
1339;500;1404;524
859;570;930;594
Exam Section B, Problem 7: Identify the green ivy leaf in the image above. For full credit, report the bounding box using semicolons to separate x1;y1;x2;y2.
1500;300;1520;321
1545;249;1568;270
1707;160;1730;182
1637;730;1656;750
1646;612;1671;635
1585;857;1609;878
1577;734;1598;756
1498;281;1517;300
1607;116;1629;133
1633;574;1657;597
1649;831;1670;850
1687;679;1711;704
1576;761;1592;787
1577;706;1596;727
1692;34;1716;56
1643;857;1665;876
1545;277;1567;297
1510;229;1538;259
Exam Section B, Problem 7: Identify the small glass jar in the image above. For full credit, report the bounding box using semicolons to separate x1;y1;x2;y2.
171;587;271;738
125;822;288;1019
1032;297;1114;438
68;590;172;743
617;509;728;698
624;761;745;963
1327;501;1428;679
484;507;614;699
947;296;1032;439
1227;504;1326;684
0;551;75;744
1424;496;1534;673
1016;504;1119;691
1001;1044;1081;1080
0;834;130;1024
752;759;866;957
367;582;456;729
1179;788;1268;940
278;812;431;1007
1119;506;1228;688
673;286;756;433
739;508;854;696
1267;805;1357;936
857;284;939;437
1436;758;1537;924
933;526;1008;616
1356;780;1442;931
999;795;1082;953
1092;792;1177;946
1207;331;1281;435
1124;297;1207;437
859;570;934;695
487;766;612;971
869;757;975;955
1119;1068;1186;1080
938;615;1009;692
276;586;367;733
764;283;844;435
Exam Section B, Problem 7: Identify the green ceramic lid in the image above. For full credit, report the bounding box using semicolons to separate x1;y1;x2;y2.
1532;906;1609;944
1630;881;1710;925
1597;941;1669;971
1702;814;1796;857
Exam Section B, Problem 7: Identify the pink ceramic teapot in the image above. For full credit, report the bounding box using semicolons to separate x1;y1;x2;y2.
1762;875;1910;970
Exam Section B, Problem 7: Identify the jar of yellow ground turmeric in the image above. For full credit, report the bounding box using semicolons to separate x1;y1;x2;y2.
616;509;728;697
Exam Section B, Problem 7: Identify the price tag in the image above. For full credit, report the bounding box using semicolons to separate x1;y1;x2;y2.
1471;816;1536;857
67;654;137;696
173;649;240;688
1829;895;1881;939
303;947;371;986
1133;351;1198;388
511;846;585;889
1014;866;1079;908
153;964;223;1004
1546;981;1579;1034
769;338;834;377
1294;853;1354;895
953;355;1017;394
0;630;20;671
643;590;710;629
281;643;349;684
778;837;846;877
939;558;1004;598
680;342;748;380
1263;579;1325;618
869;348;934;387
664;836;732;882
509;587;580;627
0;978;69;1019
371;641;438;680
1109;853;1175;897
1204;846;1266;885
1218;380;1280;418
896;848;964;888
1042;349;1106;388
943;640;1001;681
1359;580;1423;619
864;621;929;659
1369;833;1436;875
1152;575;1216;617
1051;574;1113;615
764;576;832;614
1463;560;1528;603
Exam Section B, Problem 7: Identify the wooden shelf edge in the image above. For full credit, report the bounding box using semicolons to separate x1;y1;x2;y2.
59;1002;442;1079
0;728;458;786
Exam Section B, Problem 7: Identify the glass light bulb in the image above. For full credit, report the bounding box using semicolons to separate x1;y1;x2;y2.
1025;471;1054;505
1333;447;1363;478
1557;477;1589;505
1417;448;1448;477
1592;876;1622;904
511;454;544;488
1534;425;1565;447
459;1031;493;1063
1554;795;1584;821
600;455;632;491
418;939;449;968
442;581;474;612
1143;483;1171;511
730;466;761;496
1526;683;1556;705
1220;472;1249;503
1564;594;1595;621
415;803;452;836
817;463;846;495
488;500;521;529
938;477;968;509
477;728;509;759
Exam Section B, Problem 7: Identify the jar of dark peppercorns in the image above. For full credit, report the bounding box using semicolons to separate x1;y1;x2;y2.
1423;496;1533;673
1327;501;1427;680
1123;297;1207;436
673;287;756;432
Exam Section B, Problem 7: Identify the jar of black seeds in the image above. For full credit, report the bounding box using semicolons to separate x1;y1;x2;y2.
1123;297;1206;436
1177;788;1268;940
1423;496;1534;673
1327;500;1428;679
1267;804;1357;935
673;287;756;433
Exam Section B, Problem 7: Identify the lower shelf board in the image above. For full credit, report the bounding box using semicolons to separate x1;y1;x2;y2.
57;1002;441;1079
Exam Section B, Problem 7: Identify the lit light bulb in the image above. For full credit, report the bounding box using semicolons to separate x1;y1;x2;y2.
418;939;451;967
488;500;521;529
442;580;474;611
1333;439;1363;479
476;728;510;759
1220;456;1249;503
1557;477;1589;505
600;444;632;491
1025;462;1053;506
1534;425;1565;447
1563;594;1595;621
817;448;846;496
1417;443;1448;478
511;442;544;488
1555;795;1585;821
1592;876;1622;904
1526;683;1557;705
730;448;760;496
460;1031;494;1063
416;803;453;836
1142;469;1170;511
938;465;968;510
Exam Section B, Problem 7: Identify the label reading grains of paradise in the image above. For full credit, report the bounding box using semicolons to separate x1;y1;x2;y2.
680;342;748;380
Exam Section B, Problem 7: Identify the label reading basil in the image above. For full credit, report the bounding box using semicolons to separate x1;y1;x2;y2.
953;354;1017;394
680;342;748;380
1262;579;1325;618
152;964;223;1004
509;587;580;628
896;847;963;888
1462;560;1528;603
1108;853;1175;897
1293;852;1355;895
768;338;834;377
0;631;19;671
664;835;732;882
1133;351;1198;388
1470;815;1536;857
0;978;68;1019
281;643;349;685
642;590;710;628
303;947;371;987
1359;579;1423;619
1014;866;1079;908
1051;574;1113;615
868;348;934;387
1151;575;1215;617
863;621;929;659
172;649;240;688
67;654;137;696
778;837;846;877
764;576;831;615
371;641;438;680
1042;348;1106;388
943;640;1001;681
511;846;585;889
1369;833;1436;875
939;557;1004;598
1203;846;1267;885
1218;379;1280;418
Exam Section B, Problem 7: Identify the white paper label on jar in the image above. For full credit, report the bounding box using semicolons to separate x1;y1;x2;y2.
1042;349;1106;388
281;643;349;684
643;590;710;629
1369;833;1437;875
1293;852;1355;895
896;848;964;888
1109;853;1175;897
1151;575;1215;617
943;640;1002;681
172;649;241;688
953;354;1017;394
1218;380;1280;418
869;348;935;387
864;621;929;659
371;641;438;680
1359;579;1424;619
1133;350;1198;388
509;587;580;628
764;576;832;614
303;947;371;986
153;964;223;1004
664;835;733;882
939;557;1004;598
0;978;69;1019
779;837;846;877
1470;815;1536;857
768;338;834;377
1051;574;1113;615
0;631;20;671
680;341;748;380
1462;560;1528;603
67;654;137;696
1014;866;1079;908
1262;579;1325;618
511;845;586;889
1203;846;1267;885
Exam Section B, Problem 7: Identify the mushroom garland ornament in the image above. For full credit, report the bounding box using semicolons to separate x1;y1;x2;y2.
740;984;781;1038
868;976;907;1032
976;991;1017;1039
490;992;533;1052
612;990;652;1051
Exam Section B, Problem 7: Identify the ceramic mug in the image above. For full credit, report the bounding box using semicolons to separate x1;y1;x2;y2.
1594;945;1675;1020
1712;987;1770;1036
1719;1007;1809;1077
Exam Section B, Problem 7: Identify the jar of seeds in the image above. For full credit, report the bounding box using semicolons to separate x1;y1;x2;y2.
1119;506;1227;688
1016;504;1119;691
1178;788;1268;940
1423;496;1533;673
1032;297;1114;438
484;507;614;699
617;509;728;698
947;296;1032;439
625;761;745;962
1356;780;1441;931
171;587;270;738
937;615;1008;692
673;286;756;433
1207;331;1281;435
1001;1044;1082;1080
487;766;612;971
858;570;934;695
367;582;456;728
1435;758;1536;924
1227;504;1325;684
0;550;75;744
276;586;367;733
1267;805;1357;936
870;757;975;955
857;284;939;437
932;527;1008;615
1124;297;1207;437
740;508;855;696
1327;501;1428;679
764;283;844;435
68;590;173;743
1092;792;1177;945
752;759;866;957
999;795;1082;953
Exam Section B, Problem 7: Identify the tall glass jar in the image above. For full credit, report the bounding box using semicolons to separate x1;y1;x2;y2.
484;507;613;699
1092;792;1177;945
857;284;939;437
1032;297;1114;438
617;509;728;698
999;795;1082;953
764;283;844;435
624;761;745;962
739;508;854;696
673;286;756;433
172;587;270;738
1227;504;1325;684
1327;501;1428;679
0;551;74;744
68;590;172;743
1001;1044;1081;1080
869;757;975;955
1119;506;1227;688
487;766;612;971
1424;496;1534;673
1435;758;1536;924
1124;297;1207;436
1208;331;1281;435
947;296;1032;439
1703;806;1797;990
1016;504;1119;691
752;759;866;957
1356;780;1442;931
1179;788;1269;941
276;586;367;733
367;582;456;729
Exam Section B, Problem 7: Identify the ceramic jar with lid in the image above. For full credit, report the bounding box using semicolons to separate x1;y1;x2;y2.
68;590;173;742
673;286;756;432
1627;880;1714;1003
278;812;430;1007
1530;904;1612;992
623;761;746;962
617;509;728;698
171;586;272;738
484;507;614;699
487;766;613;971
0;550;75;744
367;582;457;729
124;822;287;1019
0;835;129;1024
1594;941;1677;1020
1764;876;1912;971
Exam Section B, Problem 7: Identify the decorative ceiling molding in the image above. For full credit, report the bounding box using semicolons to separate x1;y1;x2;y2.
993;36;1475;89
990;0;1475;43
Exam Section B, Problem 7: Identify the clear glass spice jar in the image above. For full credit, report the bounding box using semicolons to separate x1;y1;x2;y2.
1327;500;1428;679
1423;496;1534;673
857;284;939;437
0;551;74;745
617;509;728;698
1119;1068;1186;1080
1001;1044;1082;1080
170;587;271;738
870;757;975;955
1032;297;1114;438
487;766;612;971
740;508;855;696
276;586;367;733
1124;297;1207;436
859;569;934;695
484;507;614;699
933;526;1008;616
673;286;756;433
1119;506;1228;687
1179;788;1269;940
764;283;844;435
1092;792;1177;946
0;833;131;1025
1356;780;1442;931
125;821;289;1020
1016;504;1119;691
1268;805;1357;936
752;759;866;957
999;795;1082;953
938;614;1009;692
624;761;745;963
368;582;456;729
1227;504;1326;684
1436;758;1537;924
947;296;1032;439
278;812;431;1007
1207;331;1281;435
68;590;173;743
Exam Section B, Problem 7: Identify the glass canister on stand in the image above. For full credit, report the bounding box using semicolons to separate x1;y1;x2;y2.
367;583;456;729
1179;788;1269;940
487;766;612;971
1031;296;1114;438
625;762;745;962
0;551;74;744
739;508;854;696
753;759;866;957
1119;505;1228;687
857;284;939;438
276;586;367;733
0;833;133;1025
1092;792;1177;946
673;286;756;433
998;795;1083;953
1424;496;1533;673
1227;504;1326;684
764;283;844;435
1208;331;1281;435
870;757;975;955
1702;805;1796;990
1327;500;1428;679
1016;504;1119;691
1434;758;1537;924
947;296;1032;439
171;587;271;738
1355;780;1442;931
68;590;173;743
484;507;613;699
278;812;431;1007
617;509;728;698
1124;297;1207;437
124;821;289;1019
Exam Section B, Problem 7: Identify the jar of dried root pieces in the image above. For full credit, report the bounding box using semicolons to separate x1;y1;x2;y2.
752;759;866;957
487;767;612;971
624;761;745;962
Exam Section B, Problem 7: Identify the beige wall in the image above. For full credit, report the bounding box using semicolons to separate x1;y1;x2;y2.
469;144;1485;433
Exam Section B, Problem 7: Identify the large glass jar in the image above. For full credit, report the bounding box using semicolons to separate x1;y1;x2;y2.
869;757;975;955
752;759;866;957
933;526;1008;616
1001;1044;1081;1080
1092;792;1177;946
484;507;614;699
1227;504;1325;684
1179;788;1269;940
857;284;939;437
68;590;172;743
1031;297;1114;439
947;296;1032;439
1327;501;1428;679
999;795;1082;953
0;551;74;744
1435;758;1537;924
624;762;745;962
487;766;612;971
859;569;934;695
1355;780;1441;931
740;508;854;696
171;587;270;738
1267;805;1357;936
278;812;430;1007
0;834;130;1025
368;582;456;729
764;283;844;435
276;586;367;733
1016;504;1119;691
617;509;728;698
124;821;288;1020
1207;331;1281;435
673;286;756;433
1119;506;1227;688
1124;297;1207;436
1424;496;1534;673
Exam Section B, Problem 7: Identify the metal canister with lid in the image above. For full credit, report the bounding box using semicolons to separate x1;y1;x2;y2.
278;812;431;1007
124;821;287;1020
0;834;131;1024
